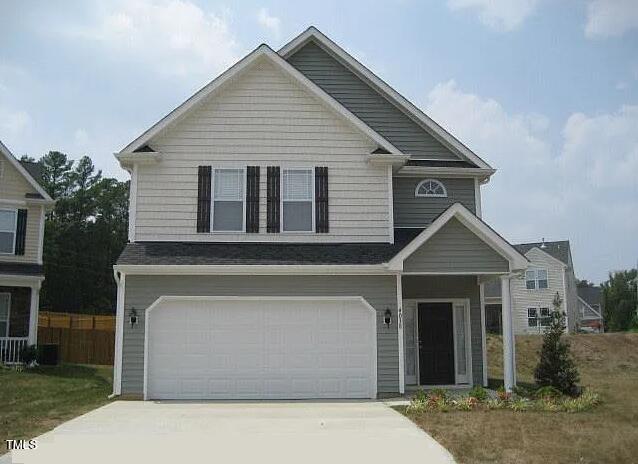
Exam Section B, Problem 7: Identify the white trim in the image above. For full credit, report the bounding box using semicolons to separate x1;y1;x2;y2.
414;179;448;198
37;206;45;264
396;274;404;393
387;165;394;243
27;282;40;345
113;271;125;396
406;298;472;386
0;207;18;255
0;140;54;203
577;296;603;319
562;269;569;333
142;295;378;400
401;271;507;276
388;203;529;271
114;264;391;275
119;45;400;156
0;292;10;338
367;153;410;166
396;166;495;178
474;178;482;218
0;274;45;287
128;164;138;242
280;167;315;233
479;280;488;386
278;27;492;170
501;275;516;392
211;167;247;233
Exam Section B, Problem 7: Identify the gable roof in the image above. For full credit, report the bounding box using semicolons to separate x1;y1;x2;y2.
0;140;54;203
514;240;571;267
578;286;602;307
118;44;400;156
388;203;529;271
279;27;493;170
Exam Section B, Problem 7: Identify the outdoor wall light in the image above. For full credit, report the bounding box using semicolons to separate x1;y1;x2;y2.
384;309;392;327
129;308;138;326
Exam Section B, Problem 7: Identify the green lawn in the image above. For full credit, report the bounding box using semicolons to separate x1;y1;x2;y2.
1;364;112;451
400;333;638;464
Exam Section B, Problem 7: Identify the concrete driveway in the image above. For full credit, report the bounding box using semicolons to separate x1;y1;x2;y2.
8;400;455;464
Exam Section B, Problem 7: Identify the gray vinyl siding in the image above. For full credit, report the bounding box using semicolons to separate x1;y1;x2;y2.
402;275;484;386
403;218;509;273
121;274;399;396
287;42;462;161
393;177;476;227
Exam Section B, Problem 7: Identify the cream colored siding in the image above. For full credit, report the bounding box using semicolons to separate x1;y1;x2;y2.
0;153;43;264
135;57;390;243
510;248;566;335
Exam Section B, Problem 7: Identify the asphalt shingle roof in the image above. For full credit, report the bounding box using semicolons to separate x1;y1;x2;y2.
0;262;44;276
578;286;602;307
514;240;571;266
117;229;423;266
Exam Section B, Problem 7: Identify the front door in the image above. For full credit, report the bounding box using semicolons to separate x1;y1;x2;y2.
418;302;455;385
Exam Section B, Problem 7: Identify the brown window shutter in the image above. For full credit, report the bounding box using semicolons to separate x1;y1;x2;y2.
266;166;280;233
315;167;329;233
197;166;212;233
245;166;260;233
15;209;27;255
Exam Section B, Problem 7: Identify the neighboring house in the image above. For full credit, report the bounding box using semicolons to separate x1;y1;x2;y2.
112;27;528;400
0;141;55;364
577;286;604;333
484;240;578;335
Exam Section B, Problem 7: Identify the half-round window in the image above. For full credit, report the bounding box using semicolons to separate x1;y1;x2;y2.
415;179;447;198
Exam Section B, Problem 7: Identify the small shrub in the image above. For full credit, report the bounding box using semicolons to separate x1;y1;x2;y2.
468;385;488;402
429;388;448;400
535;386;563;401
561;390;601;412
509;398;532;412
534;293;580;396
455;396;479;411
496;386;511;402
413;389;427;402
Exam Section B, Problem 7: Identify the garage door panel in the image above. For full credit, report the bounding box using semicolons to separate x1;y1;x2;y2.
147;297;376;399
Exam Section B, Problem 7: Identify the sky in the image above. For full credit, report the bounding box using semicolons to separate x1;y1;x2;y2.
1;0;637;283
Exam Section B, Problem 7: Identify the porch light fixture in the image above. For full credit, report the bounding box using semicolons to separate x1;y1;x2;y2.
129;308;138;326
384;309;392;327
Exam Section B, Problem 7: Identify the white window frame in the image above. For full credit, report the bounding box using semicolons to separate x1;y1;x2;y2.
0;208;18;255
539;307;551;327
0;293;10;337
280;167;315;233
210;167;246;233
526;269;548;290
527;307;538;327
415;179;448;198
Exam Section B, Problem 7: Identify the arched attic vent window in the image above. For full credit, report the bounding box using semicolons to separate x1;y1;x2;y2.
415;179;447;198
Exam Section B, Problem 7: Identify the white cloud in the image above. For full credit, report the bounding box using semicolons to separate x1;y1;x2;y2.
74;128;90;146
67;0;241;78
447;0;541;31
0;106;31;136
585;0;638;38
257;8;281;37
425;81;638;281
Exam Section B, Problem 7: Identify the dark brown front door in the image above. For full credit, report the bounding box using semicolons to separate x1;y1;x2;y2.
418;302;455;385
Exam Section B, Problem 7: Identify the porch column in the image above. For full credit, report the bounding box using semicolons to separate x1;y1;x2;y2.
396;274;405;394
27;282;41;345
501;275;516;392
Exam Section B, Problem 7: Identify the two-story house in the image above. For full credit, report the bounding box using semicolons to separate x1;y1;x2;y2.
112;27;529;400
0;141;54;364
484;240;578;335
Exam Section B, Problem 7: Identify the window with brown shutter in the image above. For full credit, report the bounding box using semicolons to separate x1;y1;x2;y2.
245;166;260;233
315;167;329;233
266;166;280;233
197;166;212;233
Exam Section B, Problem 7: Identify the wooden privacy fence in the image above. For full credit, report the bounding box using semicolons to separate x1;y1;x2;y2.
38;311;115;366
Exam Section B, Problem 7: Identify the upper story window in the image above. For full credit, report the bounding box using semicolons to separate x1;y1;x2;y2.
212;168;244;232
0;209;17;254
282;168;314;232
525;269;548;290
415;179;447;198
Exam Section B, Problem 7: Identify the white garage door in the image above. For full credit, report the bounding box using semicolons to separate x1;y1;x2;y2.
145;296;377;400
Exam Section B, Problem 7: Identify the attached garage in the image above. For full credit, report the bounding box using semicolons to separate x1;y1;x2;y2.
144;296;377;400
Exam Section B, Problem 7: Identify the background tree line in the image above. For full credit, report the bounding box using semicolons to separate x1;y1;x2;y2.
23;151;128;314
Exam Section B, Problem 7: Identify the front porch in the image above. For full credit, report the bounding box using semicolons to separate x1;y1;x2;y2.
390;204;529;393
398;274;516;392
0;274;42;364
